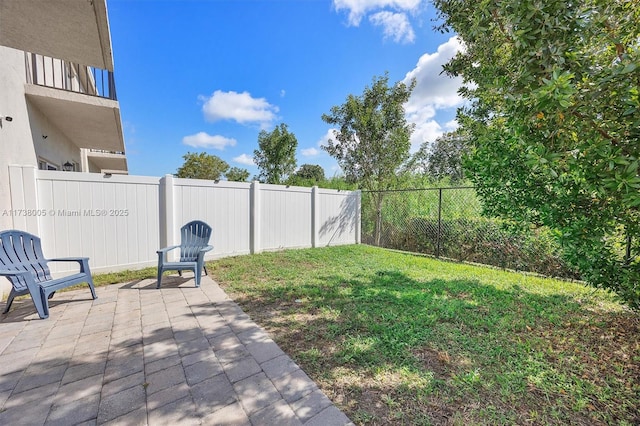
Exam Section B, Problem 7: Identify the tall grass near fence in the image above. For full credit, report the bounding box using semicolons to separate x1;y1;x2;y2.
362;187;579;279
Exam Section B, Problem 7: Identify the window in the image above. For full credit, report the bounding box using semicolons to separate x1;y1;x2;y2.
38;159;58;171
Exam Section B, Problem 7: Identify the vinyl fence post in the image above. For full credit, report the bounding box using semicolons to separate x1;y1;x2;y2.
311;186;319;248
250;181;261;254
159;174;176;259
436;188;442;258
355;190;362;244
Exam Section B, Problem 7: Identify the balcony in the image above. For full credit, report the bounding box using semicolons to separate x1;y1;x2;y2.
87;149;128;174
26;53;116;100
24;53;125;154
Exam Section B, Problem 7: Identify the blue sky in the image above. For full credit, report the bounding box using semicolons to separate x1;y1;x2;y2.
107;0;464;179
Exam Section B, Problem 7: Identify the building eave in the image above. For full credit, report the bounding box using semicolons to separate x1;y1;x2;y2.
0;0;114;71
87;151;128;173
26;84;125;153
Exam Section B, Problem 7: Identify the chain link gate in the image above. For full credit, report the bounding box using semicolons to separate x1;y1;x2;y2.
361;187;579;278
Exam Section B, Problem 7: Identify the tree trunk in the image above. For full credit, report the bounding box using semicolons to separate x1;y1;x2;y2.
374;193;384;246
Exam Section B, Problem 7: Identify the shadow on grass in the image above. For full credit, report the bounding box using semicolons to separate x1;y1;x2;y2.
221;267;640;425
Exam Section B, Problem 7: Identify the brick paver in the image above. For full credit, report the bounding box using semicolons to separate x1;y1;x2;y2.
0;276;352;425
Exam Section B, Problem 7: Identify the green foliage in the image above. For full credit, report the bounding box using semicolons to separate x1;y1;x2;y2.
387;217;578;278
285;164;326;187
175;152;229;180
320;176;358;191
253;123;298;184
430;131;468;182
295;164;325;182
321;73;415;192
211;245;637;424
407;130;470;183
361;187;577;278
225;167;250;182
433;0;640;308
322;73;415;244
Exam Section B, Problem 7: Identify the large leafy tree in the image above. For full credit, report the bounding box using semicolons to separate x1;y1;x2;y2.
433;0;640;307
286;165;326;187
322;73;415;244
294;164;325;182
253;123;298;184
408;130;469;183
427;130;469;183
176;152;229;180
225;167;250;182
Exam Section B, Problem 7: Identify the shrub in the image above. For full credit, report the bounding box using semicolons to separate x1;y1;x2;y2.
368;217;580;279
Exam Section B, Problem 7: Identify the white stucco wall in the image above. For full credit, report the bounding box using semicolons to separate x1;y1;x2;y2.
30;102;84;170
1;46;86;299
1;46;84;231
0;46;36;231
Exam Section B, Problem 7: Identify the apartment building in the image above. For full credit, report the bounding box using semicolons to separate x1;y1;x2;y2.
0;0;128;229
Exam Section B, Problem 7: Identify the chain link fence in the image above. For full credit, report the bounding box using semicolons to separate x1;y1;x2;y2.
361;187;580;279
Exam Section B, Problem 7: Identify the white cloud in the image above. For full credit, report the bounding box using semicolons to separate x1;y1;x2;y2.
280;89;286;97
333;0;421;26
317;128;338;148
403;36;465;149
301;147;320;157
444;119;458;131
411;121;443;152
233;154;255;166
404;36;464;110
182;132;237;150
200;90;278;128
369;11;415;43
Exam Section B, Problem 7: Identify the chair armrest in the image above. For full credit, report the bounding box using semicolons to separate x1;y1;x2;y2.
195;246;214;264
157;245;180;254
48;257;89;263
47;257;91;274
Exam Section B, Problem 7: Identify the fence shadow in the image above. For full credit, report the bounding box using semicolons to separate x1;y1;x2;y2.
319;192;359;245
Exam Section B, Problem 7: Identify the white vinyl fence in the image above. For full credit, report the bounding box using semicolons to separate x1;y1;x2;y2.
6;166;361;276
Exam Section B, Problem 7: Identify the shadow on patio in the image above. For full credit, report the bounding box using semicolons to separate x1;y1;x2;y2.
0;276;352;425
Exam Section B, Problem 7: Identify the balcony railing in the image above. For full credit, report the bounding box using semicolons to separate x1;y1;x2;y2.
89;149;125;155
25;53;117;100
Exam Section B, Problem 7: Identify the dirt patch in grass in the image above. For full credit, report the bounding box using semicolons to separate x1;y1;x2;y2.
210;246;640;425
412;347;452;380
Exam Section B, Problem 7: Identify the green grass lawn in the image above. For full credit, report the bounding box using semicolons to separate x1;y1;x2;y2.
208;244;640;425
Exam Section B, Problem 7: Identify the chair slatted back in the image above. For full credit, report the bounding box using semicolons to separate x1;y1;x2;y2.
179;221;212;262
0;230;52;291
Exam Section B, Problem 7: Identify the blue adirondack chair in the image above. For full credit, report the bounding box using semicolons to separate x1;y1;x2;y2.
156;220;213;288
0;230;97;319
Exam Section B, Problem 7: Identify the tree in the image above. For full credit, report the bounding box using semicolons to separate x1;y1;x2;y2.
428;130;469;183
322;73;415;244
295;164;325;182
225;167;250;182
286;164;326;187
176;152;229;180
406;130;469;183
253;123;298;184
433;0;640;307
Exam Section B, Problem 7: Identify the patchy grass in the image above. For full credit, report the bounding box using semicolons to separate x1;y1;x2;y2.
208;245;640;425
92;267;157;286
1;267;158;302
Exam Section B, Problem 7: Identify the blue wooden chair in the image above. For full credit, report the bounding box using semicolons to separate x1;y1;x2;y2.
156;220;213;288
0;230;97;319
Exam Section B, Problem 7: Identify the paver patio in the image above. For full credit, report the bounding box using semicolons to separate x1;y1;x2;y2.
0;275;353;425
